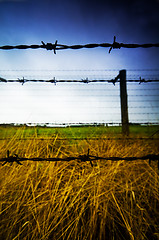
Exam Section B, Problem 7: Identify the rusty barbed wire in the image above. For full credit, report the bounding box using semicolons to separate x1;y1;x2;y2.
0;150;159;169
0;36;159;53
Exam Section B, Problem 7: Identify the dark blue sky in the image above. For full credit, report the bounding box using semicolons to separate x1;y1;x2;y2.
0;0;159;69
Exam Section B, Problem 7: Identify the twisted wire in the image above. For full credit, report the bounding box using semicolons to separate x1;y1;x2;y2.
0;77;159;84
0;150;159;168
1;36;159;53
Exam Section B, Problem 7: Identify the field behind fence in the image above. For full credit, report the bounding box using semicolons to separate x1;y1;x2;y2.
0;68;159;240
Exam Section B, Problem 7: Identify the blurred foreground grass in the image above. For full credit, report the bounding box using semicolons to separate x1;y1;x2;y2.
0;126;159;240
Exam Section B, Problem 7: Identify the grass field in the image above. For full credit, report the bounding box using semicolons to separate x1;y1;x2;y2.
0;124;159;139
0;125;159;240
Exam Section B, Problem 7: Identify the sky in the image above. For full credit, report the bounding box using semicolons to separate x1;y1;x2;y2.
0;0;159;125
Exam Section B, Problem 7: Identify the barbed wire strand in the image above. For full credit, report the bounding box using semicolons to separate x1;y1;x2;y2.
1;36;159;53
0;150;159;169
0;77;159;85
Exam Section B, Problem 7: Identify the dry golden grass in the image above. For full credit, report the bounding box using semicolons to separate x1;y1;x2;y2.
0;128;159;240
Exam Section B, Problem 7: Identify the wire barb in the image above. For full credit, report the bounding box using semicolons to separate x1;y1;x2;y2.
49;77;56;85
109;36;121;53
108;74;120;85
81;78;89;84
41;40;58;53
18;77;27;85
2;150;22;166
139;77;149;84
79;149;93;167
54;40;58;54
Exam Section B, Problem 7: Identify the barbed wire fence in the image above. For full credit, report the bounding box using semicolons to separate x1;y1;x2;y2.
0;38;159;167
0;36;159;53
0;71;159;168
0;70;159;128
1;77;159;84
0;150;159;170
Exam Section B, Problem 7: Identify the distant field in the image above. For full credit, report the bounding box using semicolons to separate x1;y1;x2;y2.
0;124;159;140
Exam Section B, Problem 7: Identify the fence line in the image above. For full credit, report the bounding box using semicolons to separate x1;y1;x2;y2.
0;69;158;130
0;150;159;169
0;77;159;85
0;36;159;53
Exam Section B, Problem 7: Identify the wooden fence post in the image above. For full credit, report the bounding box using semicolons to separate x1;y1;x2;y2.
119;69;129;136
